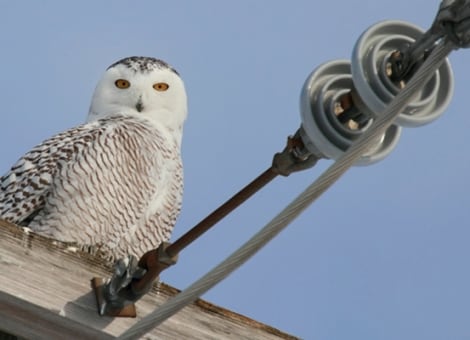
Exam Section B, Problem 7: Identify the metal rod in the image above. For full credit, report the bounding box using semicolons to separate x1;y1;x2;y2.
166;167;278;258
93;135;318;316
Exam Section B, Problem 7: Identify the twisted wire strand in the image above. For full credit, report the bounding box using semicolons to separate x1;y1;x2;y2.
118;39;455;340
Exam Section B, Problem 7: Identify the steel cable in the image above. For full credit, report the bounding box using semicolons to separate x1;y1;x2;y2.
118;39;455;340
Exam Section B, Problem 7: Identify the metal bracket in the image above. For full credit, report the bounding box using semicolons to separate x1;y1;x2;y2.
92;242;178;317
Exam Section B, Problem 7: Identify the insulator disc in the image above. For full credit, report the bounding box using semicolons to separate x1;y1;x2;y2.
351;20;454;127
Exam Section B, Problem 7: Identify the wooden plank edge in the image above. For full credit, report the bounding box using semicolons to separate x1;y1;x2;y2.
0;219;299;339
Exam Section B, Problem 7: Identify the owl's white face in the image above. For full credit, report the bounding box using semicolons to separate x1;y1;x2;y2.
87;57;187;133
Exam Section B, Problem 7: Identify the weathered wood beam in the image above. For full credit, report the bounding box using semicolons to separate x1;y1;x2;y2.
0;220;298;339
0;290;114;340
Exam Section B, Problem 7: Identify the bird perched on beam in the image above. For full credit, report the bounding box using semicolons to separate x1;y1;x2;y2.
0;56;187;261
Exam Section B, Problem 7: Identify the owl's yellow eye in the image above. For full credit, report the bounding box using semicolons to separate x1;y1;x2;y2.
115;79;130;89
153;82;169;92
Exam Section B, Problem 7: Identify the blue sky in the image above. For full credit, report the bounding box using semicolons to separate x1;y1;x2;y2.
1;1;469;339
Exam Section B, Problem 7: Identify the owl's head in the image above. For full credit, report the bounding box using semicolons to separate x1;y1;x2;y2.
88;56;187;132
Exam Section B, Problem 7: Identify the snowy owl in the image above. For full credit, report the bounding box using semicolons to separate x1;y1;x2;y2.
0;56;187;261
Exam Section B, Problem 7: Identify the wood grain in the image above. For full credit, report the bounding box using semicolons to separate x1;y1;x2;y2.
0;220;298;339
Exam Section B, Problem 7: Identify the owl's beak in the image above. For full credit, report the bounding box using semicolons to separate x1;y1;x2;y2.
135;97;144;112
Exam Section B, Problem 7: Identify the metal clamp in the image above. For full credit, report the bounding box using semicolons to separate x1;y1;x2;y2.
92;242;178;317
433;0;470;48
272;133;319;176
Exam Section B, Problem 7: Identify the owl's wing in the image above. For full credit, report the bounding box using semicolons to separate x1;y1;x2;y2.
0;122;101;224
1;116;176;259
28;116;173;255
